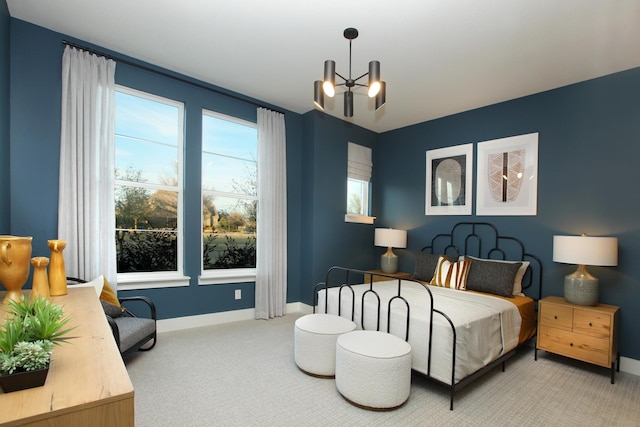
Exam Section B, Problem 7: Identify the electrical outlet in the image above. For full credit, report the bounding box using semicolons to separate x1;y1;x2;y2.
235;289;241;300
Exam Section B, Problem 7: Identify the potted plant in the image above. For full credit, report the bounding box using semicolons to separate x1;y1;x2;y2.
0;296;74;393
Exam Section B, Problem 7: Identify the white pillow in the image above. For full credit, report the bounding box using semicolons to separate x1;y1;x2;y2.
460;256;530;295
70;275;104;296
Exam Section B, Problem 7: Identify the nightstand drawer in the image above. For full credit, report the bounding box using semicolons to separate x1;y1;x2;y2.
539;303;573;331
573;309;611;339
538;327;610;367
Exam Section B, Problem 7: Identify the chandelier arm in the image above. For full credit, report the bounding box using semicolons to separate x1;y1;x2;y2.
334;71;348;82
352;71;369;83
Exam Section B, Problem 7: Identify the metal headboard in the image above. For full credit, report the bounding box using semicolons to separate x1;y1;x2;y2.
421;222;542;301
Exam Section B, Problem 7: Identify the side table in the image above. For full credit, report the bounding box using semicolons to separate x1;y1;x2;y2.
535;295;620;383
363;270;413;283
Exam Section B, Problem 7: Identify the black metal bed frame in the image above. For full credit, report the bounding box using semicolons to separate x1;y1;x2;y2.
313;222;543;410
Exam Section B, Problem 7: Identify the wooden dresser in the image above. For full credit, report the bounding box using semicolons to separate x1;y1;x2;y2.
536;295;619;383
0;287;134;427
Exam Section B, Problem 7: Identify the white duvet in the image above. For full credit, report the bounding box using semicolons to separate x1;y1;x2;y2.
317;280;522;384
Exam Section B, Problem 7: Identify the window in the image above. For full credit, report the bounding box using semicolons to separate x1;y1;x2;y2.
345;142;375;224
114;86;185;286
201;110;258;283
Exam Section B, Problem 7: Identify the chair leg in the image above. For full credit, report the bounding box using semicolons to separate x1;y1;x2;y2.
138;334;157;351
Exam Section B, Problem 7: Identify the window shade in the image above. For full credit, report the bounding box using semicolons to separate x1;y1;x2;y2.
347;142;372;182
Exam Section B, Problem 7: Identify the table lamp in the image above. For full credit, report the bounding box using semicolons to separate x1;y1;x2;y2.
552;234;618;306
374;228;407;274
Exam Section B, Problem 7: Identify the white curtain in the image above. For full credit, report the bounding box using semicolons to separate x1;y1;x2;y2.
255;108;287;319
58;46;117;287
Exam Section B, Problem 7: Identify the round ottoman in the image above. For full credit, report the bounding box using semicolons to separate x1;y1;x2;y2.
335;330;412;410
294;313;357;377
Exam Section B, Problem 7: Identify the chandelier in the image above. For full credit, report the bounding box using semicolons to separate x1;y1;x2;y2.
313;28;386;117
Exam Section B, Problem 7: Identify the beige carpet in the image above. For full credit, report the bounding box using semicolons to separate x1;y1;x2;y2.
126;313;640;426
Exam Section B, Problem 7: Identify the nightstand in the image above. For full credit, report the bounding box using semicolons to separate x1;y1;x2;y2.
535;295;620;383
363;270;413;283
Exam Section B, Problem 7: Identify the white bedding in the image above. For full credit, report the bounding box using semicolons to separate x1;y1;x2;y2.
317;280;522;384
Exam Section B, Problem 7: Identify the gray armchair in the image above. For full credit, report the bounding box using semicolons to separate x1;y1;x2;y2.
67;277;157;358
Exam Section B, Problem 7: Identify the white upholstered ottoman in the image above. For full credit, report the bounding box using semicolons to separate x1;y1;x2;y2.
294;313;357;377
335;330;412;410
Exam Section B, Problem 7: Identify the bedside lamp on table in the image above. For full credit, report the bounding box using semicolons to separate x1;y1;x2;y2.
552;234;618;306
375;228;407;274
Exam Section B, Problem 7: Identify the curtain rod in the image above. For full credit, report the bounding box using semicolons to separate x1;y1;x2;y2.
62;40;286;116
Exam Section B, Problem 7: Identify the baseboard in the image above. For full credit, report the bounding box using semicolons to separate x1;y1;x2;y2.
292;302;314;315
620;356;640;377
157;304;640;377
157;302;313;333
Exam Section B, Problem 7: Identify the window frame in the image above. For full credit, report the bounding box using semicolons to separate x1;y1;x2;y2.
199;109;258;286
114;85;189;290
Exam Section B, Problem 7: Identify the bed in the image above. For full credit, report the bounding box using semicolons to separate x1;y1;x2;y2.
313;222;542;410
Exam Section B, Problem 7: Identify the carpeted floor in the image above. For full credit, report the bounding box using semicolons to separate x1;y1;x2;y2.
126;313;640;426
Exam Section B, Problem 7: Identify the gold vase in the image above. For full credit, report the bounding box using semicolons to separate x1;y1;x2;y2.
48;240;68;296
31;257;50;299
0;236;33;304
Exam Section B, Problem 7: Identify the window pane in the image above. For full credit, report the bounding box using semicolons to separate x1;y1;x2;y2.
116;91;179;145
115;185;178;273
116;136;178;186
202;152;256;194
202;114;257;159
203;196;256;269
116;229;177;273
347;179;366;215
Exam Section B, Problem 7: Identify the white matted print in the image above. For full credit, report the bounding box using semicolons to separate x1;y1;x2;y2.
425;143;473;215
476;133;538;216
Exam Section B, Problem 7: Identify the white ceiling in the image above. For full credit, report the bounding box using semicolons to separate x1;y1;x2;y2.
7;0;640;133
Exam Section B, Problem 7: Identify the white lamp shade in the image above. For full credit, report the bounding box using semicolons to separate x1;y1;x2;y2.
553;235;618;266
375;228;407;249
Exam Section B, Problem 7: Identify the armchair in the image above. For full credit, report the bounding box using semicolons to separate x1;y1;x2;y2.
67;277;157;358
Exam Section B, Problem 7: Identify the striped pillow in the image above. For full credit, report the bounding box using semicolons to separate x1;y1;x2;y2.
431;256;472;290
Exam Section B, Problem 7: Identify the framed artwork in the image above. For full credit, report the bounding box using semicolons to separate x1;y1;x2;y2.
425;143;473;215
476;132;538;216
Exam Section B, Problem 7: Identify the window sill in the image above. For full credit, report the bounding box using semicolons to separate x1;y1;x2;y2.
198;269;256;285
116;273;191;291
344;214;376;224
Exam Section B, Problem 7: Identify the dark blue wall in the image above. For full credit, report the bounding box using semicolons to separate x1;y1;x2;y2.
8;18;305;319
0;0;9;231
299;111;379;301
376;68;640;360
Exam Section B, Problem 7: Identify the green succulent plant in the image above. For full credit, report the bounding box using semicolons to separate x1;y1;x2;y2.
0;297;74;376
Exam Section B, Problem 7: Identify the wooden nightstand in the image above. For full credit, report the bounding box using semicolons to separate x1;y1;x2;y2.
535;295;620;383
363;270;413;283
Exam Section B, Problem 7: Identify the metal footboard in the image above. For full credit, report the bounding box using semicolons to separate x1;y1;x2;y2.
314;265;528;410
314;266;473;408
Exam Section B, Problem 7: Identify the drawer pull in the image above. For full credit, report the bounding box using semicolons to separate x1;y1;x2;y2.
554;315;558;320
570;343;574;347
589;322;593;327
